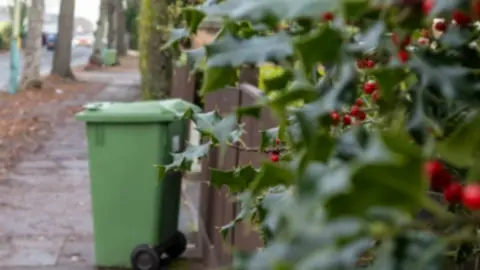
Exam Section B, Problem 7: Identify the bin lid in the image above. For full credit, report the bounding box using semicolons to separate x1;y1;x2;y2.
75;98;201;123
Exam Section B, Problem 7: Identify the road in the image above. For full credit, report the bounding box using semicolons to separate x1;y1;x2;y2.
0;46;92;90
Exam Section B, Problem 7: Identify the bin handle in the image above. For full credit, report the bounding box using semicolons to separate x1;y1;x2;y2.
83;102;113;111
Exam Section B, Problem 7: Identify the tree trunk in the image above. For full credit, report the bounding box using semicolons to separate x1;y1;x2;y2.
139;0;173;99
51;0;75;79
107;0;116;49
20;0;44;89
92;0;108;57
116;0;127;56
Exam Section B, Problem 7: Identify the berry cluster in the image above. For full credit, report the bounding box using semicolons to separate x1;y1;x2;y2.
269;138;282;162
425;160;480;210
391;33;410;63
329;80;380;127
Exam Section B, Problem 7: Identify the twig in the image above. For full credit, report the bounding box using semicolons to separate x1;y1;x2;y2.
227;142;288;153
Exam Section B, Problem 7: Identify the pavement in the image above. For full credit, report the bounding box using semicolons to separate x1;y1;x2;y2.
0;70;201;270
0;46;92;90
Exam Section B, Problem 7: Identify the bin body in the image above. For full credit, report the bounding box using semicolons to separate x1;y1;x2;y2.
103;48;117;66
76;99;197;267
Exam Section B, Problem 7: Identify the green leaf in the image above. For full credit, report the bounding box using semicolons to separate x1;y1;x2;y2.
436;112;480;167
369;67;407;106
343;0;370;19
250;163;294;194
237;105;263;119
182;7;206;33
204;0;339;22
261;69;293;92
269;89;318;110
260;127;279;151
410;57;468;100
185;47;206;71
192;110;222;134
205;32;293;67
157;143;211;180
213;114;238;159
211;165;258;192
327;132;425;217
294;25;343;71
162;28;189;50
200;66;238;94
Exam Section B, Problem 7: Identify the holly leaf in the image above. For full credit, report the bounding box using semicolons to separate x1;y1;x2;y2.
205;32;293;67
436;112;480;167
211;165;259;192
249;163;295;194
204;0;339;22
369;67;407;106
157;142;211;180
236;105;263;119
162;28;189;50
294;25;343;71
185;47;206;71
182;7;206;33
260;127;279;151
200;66;238;94
326;132;425;218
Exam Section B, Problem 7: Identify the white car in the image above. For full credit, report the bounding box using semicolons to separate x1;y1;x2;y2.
72;33;94;47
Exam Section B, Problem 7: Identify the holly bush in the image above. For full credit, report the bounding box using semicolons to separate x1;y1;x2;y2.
162;0;480;268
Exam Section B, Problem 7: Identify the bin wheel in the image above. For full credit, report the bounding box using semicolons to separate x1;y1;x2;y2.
131;244;160;270
165;231;187;259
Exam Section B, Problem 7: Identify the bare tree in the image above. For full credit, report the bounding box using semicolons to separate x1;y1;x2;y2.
89;0;108;66
139;0;173;99
116;0;127;56
20;0;44;89
107;0;116;49
51;0;76;79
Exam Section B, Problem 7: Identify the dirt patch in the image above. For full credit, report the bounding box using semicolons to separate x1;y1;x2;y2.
77;54;139;73
0;76;106;179
106;54;139;71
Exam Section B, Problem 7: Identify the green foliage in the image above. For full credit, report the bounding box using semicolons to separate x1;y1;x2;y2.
161;0;480;268
125;3;139;50
8;0;27;37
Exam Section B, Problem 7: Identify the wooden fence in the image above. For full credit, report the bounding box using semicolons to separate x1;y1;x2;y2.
171;66;274;268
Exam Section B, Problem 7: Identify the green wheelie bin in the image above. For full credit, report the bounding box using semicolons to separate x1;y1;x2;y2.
102;48;117;66
76;99;200;269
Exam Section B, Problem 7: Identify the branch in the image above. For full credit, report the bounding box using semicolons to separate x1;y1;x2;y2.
227;142;288;153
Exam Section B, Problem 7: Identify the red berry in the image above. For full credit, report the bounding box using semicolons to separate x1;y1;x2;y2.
418;37;429;45
365;59;375;68
452;10;471;26
398;50;409;63
424;160;451;189
372;91;380;102
322;12;334;21
275;138;281;145
350;105;360;116
443;182;463;203
392;33;411;48
433;21;447;32
330;111;340;125
422;0;434;15
355;98;363;106
343;115;352;126
270;153;279;162
463;184;480;209
363;80;377;94
356;110;366;121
